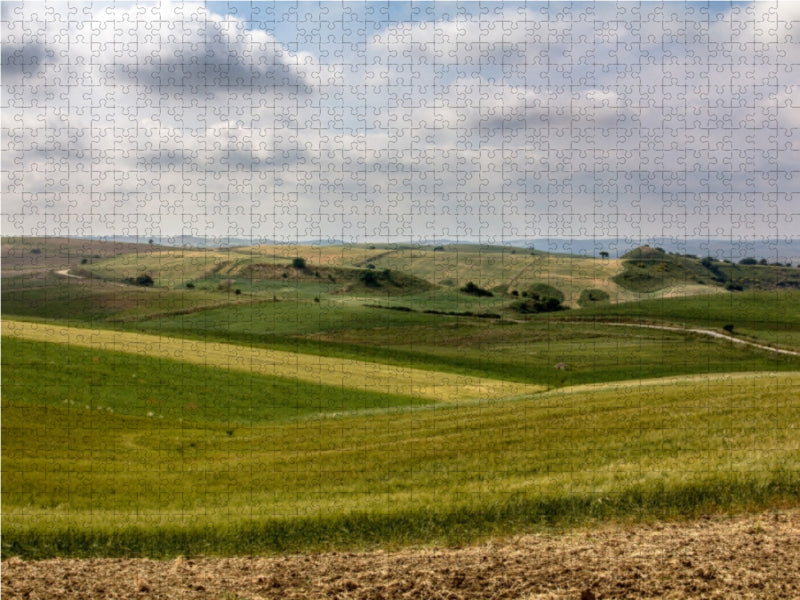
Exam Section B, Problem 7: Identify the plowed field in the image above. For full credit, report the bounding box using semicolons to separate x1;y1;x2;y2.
3;510;798;600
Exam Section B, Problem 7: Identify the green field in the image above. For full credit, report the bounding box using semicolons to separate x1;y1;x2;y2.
4;336;798;558
576;290;800;348
2;238;800;559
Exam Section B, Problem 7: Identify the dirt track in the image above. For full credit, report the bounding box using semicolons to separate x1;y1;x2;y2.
3;510;798;599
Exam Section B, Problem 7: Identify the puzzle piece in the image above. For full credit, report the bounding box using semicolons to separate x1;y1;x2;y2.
2;6;800;597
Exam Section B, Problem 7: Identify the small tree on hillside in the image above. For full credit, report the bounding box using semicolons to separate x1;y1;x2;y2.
292;257;306;269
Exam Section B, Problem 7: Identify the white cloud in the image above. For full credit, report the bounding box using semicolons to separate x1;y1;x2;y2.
3;2;799;240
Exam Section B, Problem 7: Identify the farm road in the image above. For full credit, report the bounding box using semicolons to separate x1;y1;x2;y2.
604;321;800;357
558;320;800;358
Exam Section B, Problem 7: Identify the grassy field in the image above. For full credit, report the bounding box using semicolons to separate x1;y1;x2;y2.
3;337;798;558
2;238;800;560
576;290;800;348
129;300;800;387
2;320;541;402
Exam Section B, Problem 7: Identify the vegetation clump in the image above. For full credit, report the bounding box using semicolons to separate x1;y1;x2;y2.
460;281;493;297
700;257;727;283
578;288;610;306
510;292;565;314
527;283;564;303
125;273;154;287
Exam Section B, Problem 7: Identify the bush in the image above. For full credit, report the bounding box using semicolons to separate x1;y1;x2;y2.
460;282;493;297
739;257;757;265
124;273;154;287
360;270;380;287
578;288;610;306
292;257;306;269
528;283;564;303
234;289;242;295
185;282;195;289
510;294;564;314
723;324;735;334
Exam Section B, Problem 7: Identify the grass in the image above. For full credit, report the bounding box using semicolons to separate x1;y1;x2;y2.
2;337;428;423
575;289;800;347
1;276;241;323
2;320;543;402
3;366;798;558
3;239;800;560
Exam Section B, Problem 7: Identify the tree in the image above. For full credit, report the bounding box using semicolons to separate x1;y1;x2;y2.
599;251;609;259
739;257;757;265
292;257;306;269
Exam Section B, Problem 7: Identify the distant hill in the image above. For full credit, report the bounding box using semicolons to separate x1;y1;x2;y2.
57;235;800;263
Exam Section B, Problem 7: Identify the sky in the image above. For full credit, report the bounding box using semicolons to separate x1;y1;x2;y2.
2;1;799;245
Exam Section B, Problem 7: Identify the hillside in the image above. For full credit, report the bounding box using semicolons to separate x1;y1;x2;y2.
23;239;794;309
2;235;800;570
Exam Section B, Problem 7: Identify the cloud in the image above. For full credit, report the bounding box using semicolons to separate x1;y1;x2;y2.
2;2;799;240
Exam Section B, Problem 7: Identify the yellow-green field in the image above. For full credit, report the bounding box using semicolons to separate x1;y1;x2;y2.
2;319;542;402
3;340;798;558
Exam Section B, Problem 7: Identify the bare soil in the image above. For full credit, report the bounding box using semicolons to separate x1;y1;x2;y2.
3;510;798;599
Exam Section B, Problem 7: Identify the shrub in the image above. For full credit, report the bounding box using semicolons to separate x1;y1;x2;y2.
739;257;757;265
185;282;195;289
292;257;306;269
578;288;610;306
360;270;380;287
460;282;493;297
234;289;242;295
723;324;735;334
124;273;154;287
528;283;564;303
510;294;564;314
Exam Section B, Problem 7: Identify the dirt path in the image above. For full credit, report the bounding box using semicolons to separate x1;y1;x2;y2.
603;321;800;357
54;269;84;279
3;510;798;600
556;319;800;358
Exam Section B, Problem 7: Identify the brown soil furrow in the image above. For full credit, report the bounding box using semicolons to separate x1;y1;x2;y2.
3;510;798;599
